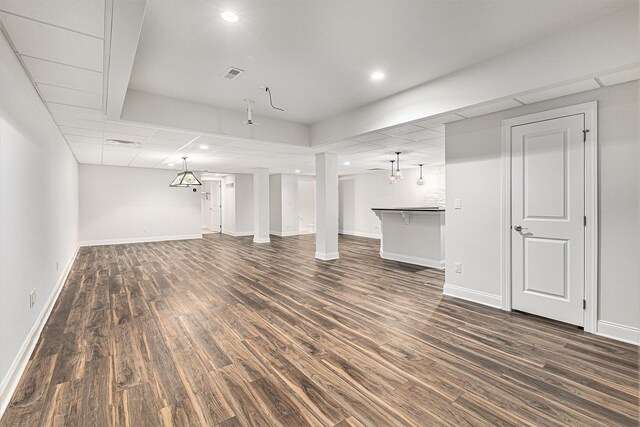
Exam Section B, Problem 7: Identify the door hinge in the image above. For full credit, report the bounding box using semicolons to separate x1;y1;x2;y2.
582;129;590;142
583;299;586;310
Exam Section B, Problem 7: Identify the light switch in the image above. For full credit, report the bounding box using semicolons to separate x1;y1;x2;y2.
454;198;462;209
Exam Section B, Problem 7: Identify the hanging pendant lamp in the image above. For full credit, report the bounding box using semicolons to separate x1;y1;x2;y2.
169;156;202;187
394;152;403;180
389;160;397;184
417;164;425;186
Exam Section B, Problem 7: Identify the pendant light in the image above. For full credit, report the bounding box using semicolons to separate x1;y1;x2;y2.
417;164;425;186
394;152;403;180
389;160;397;184
169;156;202;187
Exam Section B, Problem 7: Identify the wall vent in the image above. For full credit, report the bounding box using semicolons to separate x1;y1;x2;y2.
367;168;385;171
223;67;244;80
105;139;141;148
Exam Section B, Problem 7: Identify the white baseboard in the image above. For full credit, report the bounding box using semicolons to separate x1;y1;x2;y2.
298;230;316;235
315;251;339;261
380;250;444;269
270;231;298;237
253;237;271;243
443;283;503;309
79;234;202;246
339;230;381;240
0;245;79;418
222;230;253;237
597;320;640;346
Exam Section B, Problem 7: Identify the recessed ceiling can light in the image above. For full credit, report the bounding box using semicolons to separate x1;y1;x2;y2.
199;145;209;150
344;161;351;166
371;71;385;81
168;163;175;167
221;10;239;23
295;169;301;173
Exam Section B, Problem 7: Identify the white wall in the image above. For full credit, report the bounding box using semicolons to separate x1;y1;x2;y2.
269;174;283;234
339;166;445;238
0;31;79;407
445;81;639;337
235;174;254;234
79;165;201;244
298;178;316;234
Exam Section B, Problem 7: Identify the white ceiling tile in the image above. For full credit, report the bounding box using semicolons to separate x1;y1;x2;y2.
48;102;102;121
65;134;103;144
60;126;104;139
1;13;103;71
102;146;140;166
54;116;104;130
379;124;424;136
129;152;170;168
400;128;443;141
598;68;639;87
0;0;105;38
457;98;523;118
143;142;183;152
516;79;600;104
351;132;389;143
103;122;155;136
37;83;102;109
21;56;102;93
67;140;102;163
150;129;199;142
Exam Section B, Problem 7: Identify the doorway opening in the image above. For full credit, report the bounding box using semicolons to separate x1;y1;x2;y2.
201;180;222;234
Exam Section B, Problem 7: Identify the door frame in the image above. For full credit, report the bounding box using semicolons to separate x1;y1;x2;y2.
500;101;598;333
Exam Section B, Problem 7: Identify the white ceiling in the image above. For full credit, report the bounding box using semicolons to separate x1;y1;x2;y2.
0;0;638;176
128;0;633;124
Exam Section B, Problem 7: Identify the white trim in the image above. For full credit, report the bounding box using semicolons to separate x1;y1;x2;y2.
79;234;202;247
297;230;316;235
222;230;253;237
339;230;381;240
597;321;640;346
0;245;80;417
315;251;339;261
380;251;444;270
270;231;299;237
253;237;271;243
500;101;598;333
443;283;503;309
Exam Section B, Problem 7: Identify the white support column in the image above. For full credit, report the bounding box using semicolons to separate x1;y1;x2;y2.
315;152;339;260
253;168;270;243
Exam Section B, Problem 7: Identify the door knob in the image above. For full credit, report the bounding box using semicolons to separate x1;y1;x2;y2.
514;225;523;231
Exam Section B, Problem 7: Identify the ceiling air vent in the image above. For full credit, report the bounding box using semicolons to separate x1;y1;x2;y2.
223;67;244;80
105;139;141;148
367;168;385;171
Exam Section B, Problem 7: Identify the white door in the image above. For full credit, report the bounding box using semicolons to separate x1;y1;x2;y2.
511;114;585;326
210;181;221;231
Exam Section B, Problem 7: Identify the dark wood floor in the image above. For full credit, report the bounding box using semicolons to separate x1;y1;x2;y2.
1;234;638;426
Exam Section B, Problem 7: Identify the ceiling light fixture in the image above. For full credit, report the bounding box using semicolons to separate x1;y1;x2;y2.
394;152;403;180
417;164;425;186
220;10;239;23
295;169;301;173
168;163;175;167
371;71;385;81
344;161;351;166
389;160;397;184
199;144;209;149
169;157;202;187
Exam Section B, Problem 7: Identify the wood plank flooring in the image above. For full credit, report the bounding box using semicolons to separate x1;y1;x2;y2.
1;233;638;426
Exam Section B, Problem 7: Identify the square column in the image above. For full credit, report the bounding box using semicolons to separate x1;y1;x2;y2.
253;168;270;243
315;152;339;260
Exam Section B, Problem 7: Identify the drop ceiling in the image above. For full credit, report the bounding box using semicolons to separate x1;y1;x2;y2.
0;0;638;176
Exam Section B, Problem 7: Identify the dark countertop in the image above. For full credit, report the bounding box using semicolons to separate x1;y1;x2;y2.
371;207;445;212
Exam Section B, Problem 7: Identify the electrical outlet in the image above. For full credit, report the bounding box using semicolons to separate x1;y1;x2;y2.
454;199;462;209
29;289;37;308
455;262;462;273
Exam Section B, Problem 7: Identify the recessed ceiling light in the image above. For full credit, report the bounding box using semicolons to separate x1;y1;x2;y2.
371;71;385;81
168;163;175;167
295;169;301;173
221;11;239;23
199;145;209;150
344;161;351;166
